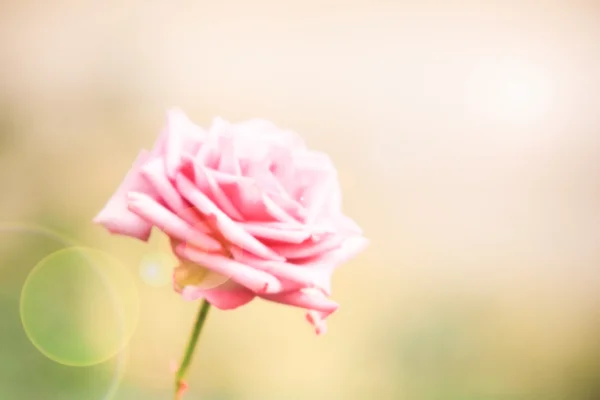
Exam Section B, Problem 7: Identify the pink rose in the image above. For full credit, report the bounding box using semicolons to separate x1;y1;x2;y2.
94;109;367;334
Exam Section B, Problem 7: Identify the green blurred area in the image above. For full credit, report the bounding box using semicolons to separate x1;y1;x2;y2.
2;1;600;399
2;227;600;399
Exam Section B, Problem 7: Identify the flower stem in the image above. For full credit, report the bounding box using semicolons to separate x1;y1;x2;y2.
174;299;212;400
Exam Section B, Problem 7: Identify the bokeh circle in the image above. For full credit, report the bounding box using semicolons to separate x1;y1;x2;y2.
139;251;173;287
0;223;133;400
20;246;139;367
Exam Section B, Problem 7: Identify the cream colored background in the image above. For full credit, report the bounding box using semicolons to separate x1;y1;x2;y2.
1;1;600;399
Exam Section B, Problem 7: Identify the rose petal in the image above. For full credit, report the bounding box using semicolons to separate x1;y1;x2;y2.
238;222;311;244
306;310;329;335
259;289;339;314
176;243;283;294
305;176;336;223
175;173;283;261
229;247;330;293
300;236;370;268
140;158;211;233
196;117;229;169
201;170;277;221
141;158;186;210
224;176;272;221
193;161;244;221
126;191;222;252
262;193;298;224
180;284;255;310
164;108;204;178
93;150;156;241
269;234;346;260
267;191;308;222
217;135;241;176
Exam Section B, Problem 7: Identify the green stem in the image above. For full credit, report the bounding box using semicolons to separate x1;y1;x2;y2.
175;299;212;400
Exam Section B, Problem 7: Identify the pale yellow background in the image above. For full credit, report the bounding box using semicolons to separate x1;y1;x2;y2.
1;1;600;399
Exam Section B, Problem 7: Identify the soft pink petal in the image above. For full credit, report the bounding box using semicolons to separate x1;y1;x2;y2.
197;169;278;222
217;135;241;175
193;161;244;220
141;158;186;210
305;176;336;223
175;173;283;261
180;284;255;310
229;247;331;292
262;193;298;224
259;290;339;314
204;166;303;224
267;191;308;222
269;234;346;260
300;236;370;268
164;108;204;178
306;310;330;335
251;151;308;222
93;150;156;241
140;158;212;233
244;161;278;191
225;175;273;221
196;117;229;169
210;169;250;185
204;288;256;309
238;222;311;244
267;145;295;182
176;243;283;294
127;191;222;252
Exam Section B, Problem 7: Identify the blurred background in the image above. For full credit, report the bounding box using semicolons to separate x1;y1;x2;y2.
1;1;600;399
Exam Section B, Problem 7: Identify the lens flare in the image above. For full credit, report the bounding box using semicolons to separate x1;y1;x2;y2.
20;246;139;367
139;252;173;287
0;223;129;399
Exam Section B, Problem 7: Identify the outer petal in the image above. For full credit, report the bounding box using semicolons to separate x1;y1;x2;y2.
180;282;255;310
238;222;311;244
306;310;330;335
299;236;370;268
204;288;256;309
176;243;283;294
259;290;339;314
93;150;156;241
127;192;222;252
259;288;338;335
229;246;331;293
269;234;346;260
216;135;241;175
164;108;205;178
